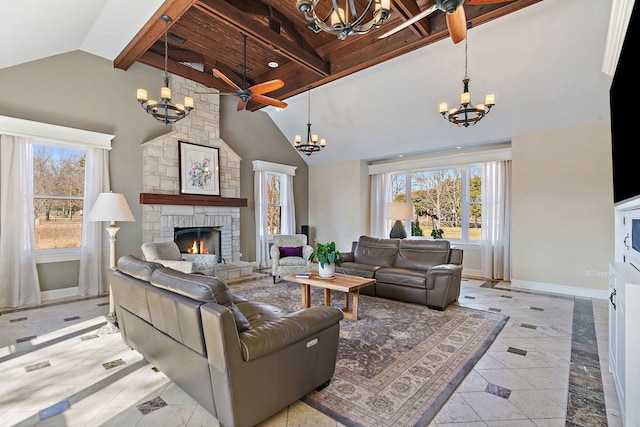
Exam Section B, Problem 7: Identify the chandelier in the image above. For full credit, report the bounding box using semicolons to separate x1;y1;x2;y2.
296;0;392;40
438;35;495;127
136;15;194;125
294;86;326;156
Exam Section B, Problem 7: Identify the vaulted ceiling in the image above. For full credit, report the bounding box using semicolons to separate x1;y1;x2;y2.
115;0;542;111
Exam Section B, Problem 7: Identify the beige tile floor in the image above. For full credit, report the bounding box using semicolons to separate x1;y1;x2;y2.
0;275;622;427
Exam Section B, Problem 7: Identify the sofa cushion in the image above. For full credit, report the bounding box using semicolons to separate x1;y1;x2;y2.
150;268;251;332
279;246;303;258
117;255;164;281
336;262;380;278
374;267;427;288
353;236;398;267
395;239;451;270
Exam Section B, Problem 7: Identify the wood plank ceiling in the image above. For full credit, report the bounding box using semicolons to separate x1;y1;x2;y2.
114;0;541;111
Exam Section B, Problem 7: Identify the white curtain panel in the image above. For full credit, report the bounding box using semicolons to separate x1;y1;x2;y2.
0;135;41;307
370;172;392;238
254;169;270;269
281;174;296;235
481;160;512;281
78;147;110;296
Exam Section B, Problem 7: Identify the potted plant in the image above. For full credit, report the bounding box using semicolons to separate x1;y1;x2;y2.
309;241;344;278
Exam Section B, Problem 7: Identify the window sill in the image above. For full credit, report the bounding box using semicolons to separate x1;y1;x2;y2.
36;249;80;264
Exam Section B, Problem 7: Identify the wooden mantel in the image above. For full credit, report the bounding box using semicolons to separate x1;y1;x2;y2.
139;193;247;207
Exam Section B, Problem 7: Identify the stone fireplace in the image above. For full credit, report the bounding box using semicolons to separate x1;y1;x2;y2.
140;76;251;278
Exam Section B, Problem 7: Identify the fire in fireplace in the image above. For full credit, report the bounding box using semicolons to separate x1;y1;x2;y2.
174;227;222;263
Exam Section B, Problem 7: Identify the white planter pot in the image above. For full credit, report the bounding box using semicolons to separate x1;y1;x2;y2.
318;262;335;278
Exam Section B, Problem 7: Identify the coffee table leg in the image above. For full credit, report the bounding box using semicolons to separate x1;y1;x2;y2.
301;284;311;308
324;289;331;306
351;290;360;321
340;290;361;321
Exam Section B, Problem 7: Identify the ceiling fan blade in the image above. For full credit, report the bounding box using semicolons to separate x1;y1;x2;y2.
212;68;240;90
249;79;284;95
377;4;438;39
446;5;467;44
237;99;248;111
253;94;288;109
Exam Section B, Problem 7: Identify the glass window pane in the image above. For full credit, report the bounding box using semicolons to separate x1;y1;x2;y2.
33;144;85;250
34;199;84;249
267;206;281;235
410;168;461;239
468;206;482;241
470;165;481;203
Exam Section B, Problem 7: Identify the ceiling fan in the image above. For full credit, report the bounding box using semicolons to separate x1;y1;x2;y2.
378;0;514;43
198;34;288;111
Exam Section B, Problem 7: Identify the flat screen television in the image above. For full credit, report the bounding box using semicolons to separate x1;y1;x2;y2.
611;2;639;205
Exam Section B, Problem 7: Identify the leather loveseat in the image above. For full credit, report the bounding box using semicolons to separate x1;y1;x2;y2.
110;255;343;427
336;236;463;310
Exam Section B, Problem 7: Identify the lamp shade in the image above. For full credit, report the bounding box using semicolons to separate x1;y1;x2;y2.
385;202;413;220
87;192;135;222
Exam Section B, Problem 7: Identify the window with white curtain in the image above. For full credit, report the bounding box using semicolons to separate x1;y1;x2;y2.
370;147;511;245
252;160;297;268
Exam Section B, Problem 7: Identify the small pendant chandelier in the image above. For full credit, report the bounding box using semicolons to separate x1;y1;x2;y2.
438;34;495;128
296;0;392;40
136;15;194;125
294;86;326;156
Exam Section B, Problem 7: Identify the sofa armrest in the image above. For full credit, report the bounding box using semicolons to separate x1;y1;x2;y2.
270;244;280;260
239;306;343;361
342;252;355;262
426;264;463;310
302;244;314;261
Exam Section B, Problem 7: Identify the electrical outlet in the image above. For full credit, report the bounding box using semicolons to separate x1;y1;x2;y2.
596;271;608;277
586;270;597;276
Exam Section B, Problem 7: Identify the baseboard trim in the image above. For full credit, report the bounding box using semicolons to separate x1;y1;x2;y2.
40;287;80;301
510;279;609;300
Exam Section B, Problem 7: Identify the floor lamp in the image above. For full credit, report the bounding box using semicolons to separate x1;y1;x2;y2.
87;192;135;335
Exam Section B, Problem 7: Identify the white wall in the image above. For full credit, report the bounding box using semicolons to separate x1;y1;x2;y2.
308;160;369;253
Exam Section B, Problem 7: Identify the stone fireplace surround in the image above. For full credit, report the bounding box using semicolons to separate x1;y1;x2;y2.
139;76;254;279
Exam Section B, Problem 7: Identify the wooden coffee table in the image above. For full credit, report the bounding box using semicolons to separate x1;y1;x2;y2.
284;270;375;320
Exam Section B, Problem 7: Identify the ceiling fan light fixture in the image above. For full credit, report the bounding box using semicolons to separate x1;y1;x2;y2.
439;35;494;128
297;0;391;40
436;0;464;14
136;15;194;125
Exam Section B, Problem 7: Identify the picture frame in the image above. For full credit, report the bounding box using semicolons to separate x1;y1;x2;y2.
178;141;220;196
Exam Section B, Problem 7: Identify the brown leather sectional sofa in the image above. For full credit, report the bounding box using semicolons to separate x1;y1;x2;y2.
110;255;343;427
336;236;464;310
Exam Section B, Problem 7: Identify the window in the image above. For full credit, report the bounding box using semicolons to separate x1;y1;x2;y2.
391;164;482;243
267;172;282;235
33;143;86;250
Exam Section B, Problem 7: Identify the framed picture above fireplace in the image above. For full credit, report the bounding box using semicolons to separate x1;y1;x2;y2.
178;141;220;196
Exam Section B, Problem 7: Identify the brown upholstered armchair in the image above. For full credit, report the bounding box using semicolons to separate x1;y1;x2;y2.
270;234;313;283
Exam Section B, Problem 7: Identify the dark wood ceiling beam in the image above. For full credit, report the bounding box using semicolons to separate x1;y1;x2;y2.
391;0;432;37
137;51;224;91
114;0;198;71
194;0;330;77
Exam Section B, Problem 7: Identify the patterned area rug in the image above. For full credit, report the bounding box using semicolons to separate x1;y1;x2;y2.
231;278;508;427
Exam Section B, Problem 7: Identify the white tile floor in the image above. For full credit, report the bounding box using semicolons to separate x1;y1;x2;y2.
0;275;622;427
